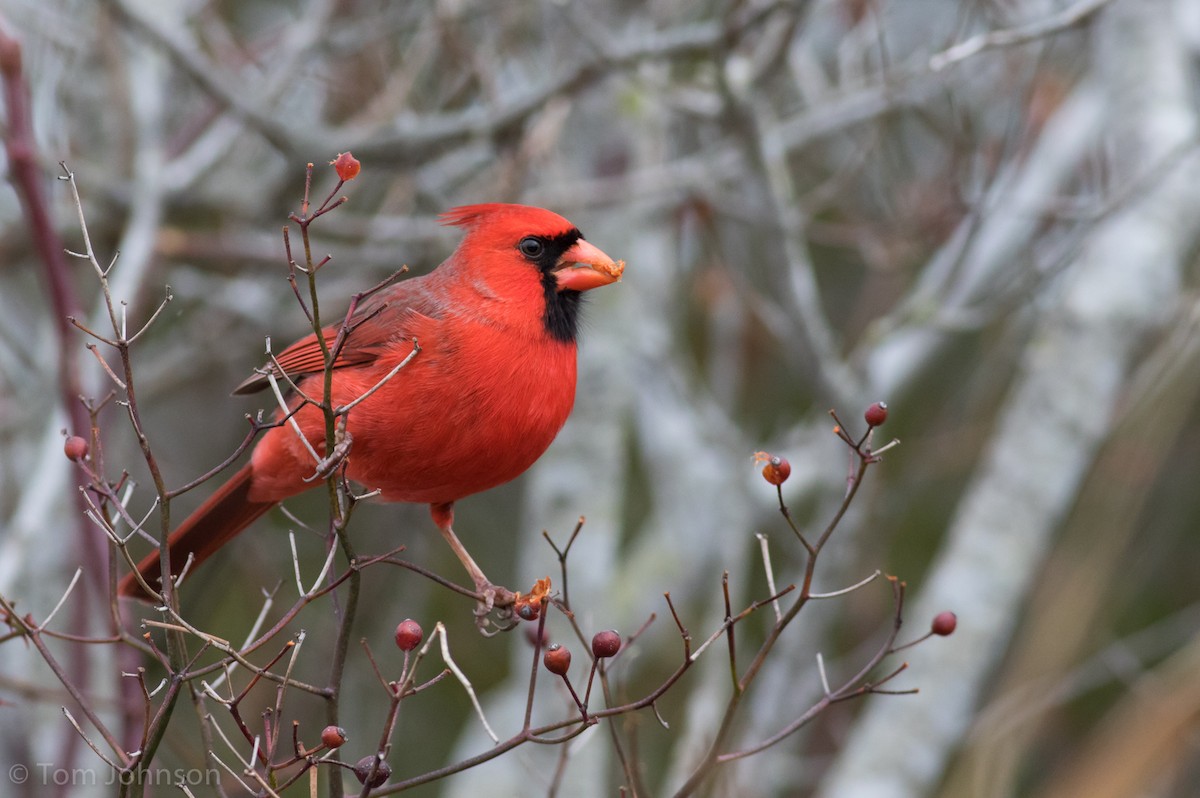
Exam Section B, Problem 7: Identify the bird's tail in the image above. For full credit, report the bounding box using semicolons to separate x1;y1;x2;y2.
118;464;275;601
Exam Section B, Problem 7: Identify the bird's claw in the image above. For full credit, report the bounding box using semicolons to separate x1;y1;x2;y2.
303;431;353;483
472;582;518;635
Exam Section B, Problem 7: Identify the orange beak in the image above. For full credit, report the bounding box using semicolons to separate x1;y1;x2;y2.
553;239;625;292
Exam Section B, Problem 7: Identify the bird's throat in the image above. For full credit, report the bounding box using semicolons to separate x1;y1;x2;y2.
541;277;584;343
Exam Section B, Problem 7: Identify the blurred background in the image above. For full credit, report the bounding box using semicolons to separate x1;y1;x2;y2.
2;0;1199;795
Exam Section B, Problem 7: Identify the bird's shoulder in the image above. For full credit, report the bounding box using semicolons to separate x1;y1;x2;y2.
232;272;446;395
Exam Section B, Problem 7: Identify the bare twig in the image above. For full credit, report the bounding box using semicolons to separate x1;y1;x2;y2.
929;0;1116;71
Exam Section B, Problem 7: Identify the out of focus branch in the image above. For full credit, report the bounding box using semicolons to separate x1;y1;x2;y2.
818;3;1200;794
930;0;1117;72
0;20;107;589
108;0;791;165
104;0;298;154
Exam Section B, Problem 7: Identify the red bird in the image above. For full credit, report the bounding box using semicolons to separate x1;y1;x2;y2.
118;204;624;608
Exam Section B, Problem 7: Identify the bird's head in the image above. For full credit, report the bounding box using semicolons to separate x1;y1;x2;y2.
439;203;625;342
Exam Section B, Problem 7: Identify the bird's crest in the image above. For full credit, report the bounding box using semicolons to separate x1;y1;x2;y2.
439;204;576;238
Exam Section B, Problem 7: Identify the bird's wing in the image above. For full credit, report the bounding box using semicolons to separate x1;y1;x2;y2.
232;278;443;395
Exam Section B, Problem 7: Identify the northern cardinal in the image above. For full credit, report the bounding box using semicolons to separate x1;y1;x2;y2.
118;204;624;608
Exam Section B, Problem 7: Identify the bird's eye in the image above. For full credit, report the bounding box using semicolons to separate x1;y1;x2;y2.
518;237;545;258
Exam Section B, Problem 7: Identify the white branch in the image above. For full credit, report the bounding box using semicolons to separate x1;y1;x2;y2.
819;4;1200;794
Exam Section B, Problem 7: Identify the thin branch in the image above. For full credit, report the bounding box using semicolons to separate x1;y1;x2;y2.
265;371;322;464
125;286;174;344
756;534;783;623
810;570;883;599
929;0;1116;72
0;595;129;765
62;708;119;770
334;340;420;415
40;569;83;630
430;623;498;743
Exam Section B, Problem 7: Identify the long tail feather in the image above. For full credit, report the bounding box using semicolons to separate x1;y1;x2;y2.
118;464;275;601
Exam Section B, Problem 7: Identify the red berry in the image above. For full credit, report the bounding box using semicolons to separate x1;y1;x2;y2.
864;401;889;427
543;643;571;676
525;623;549;649
394;619;423;651
331;152;361;182
591;630;621;659
64;436;89;462
353;755;391;788
931;611;957;636
515;596;541;621
320;725;346;749
755;452;791;486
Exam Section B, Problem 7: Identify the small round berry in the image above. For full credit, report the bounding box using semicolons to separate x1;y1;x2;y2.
864;401;889;427
515;597;540;621
525;623;549;649
761;456;791;486
64;436;89;462
320;725;346;749
353;755;391;788
591;630;621;659
393;619;423;651
931;611;957;637
543;643;571;676
331;151;361;182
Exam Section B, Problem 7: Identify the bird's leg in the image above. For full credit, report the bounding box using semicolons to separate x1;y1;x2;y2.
429;503;516;626
439;523;496;608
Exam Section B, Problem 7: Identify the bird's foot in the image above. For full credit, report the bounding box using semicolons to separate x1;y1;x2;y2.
472;582;518;636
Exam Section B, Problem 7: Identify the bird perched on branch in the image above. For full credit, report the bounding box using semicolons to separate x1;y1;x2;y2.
118;204;624;618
